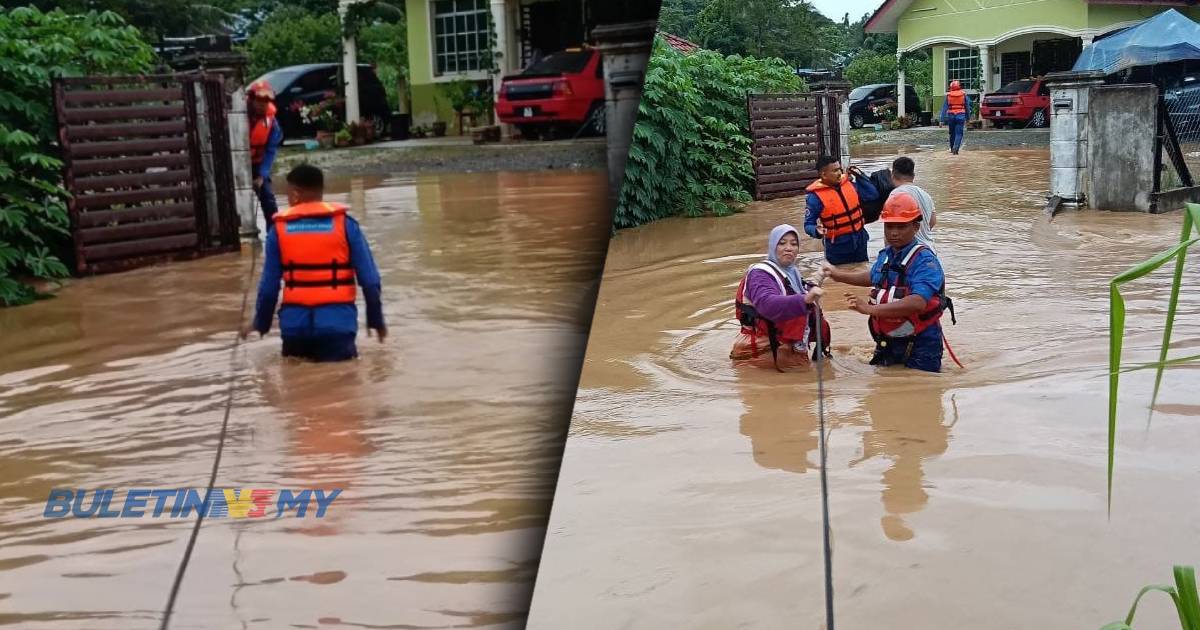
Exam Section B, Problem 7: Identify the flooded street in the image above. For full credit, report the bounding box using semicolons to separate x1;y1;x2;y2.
529;147;1200;629
0;171;610;628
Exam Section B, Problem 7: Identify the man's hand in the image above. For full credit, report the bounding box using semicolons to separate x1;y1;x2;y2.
845;292;873;315
369;326;388;343
804;286;824;305
815;222;828;237
253;176;263;190
817;261;836;284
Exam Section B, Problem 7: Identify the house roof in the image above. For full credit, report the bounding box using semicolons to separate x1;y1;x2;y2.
867;0;1199;33
658;31;702;54
864;0;912;34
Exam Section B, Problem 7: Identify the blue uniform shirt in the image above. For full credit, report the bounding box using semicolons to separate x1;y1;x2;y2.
253;214;385;338
870;240;944;303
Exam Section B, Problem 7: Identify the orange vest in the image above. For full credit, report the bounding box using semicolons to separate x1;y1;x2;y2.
867;244;945;340
274;201;356;307
735;262;810;349
250;102;278;165
806;176;865;239
946;90;966;115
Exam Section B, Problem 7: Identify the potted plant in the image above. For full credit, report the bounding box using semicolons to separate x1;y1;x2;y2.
431;121;447;137
348;119;377;145
295;91;343;148
410;125;427;139
334;127;352;147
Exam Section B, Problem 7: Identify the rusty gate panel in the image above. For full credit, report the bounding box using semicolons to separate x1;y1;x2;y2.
747;93;841;201
54;74;238;275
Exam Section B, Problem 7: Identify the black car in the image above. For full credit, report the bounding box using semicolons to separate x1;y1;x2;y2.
848;83;921;128
252;63;391;139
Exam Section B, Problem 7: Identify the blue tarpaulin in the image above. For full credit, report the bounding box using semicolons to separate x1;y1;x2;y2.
1072;9;1200;75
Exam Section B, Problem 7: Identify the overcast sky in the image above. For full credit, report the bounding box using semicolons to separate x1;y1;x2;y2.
807;0;886;25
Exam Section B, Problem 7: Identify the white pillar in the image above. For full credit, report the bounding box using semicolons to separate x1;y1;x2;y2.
490;0;511;137
896;51;906;118
978;45;990;121
1082;34;1094;48
339;0;361;124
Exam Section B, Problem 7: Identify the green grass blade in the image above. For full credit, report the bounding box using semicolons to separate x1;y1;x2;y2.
1108;236;1200;513
1118;584;1178;627
1100;623;1132;630
1152;203;1200;406
1174;566;1200;630
1116;353;1200;375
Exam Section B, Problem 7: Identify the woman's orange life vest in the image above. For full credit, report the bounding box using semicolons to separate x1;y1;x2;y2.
946;89;967;115
867;243;945;340
249;102;278;166
806;175;865;240
274;201;357;307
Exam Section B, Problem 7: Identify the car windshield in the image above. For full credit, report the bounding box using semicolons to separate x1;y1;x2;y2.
255;68;305;95
994;80;1035;95
524;51;591;75
848;86;875;100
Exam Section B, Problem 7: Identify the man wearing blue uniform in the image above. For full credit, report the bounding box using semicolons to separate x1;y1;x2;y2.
804;156;880;265
818;192;951;372
244;164;386;361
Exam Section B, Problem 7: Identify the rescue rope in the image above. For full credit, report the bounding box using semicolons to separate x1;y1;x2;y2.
159;195;261;630
811;291;836;630
943;335;965;369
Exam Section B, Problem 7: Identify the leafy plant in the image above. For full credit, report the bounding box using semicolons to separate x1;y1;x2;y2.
1106;201;1200;509
616;36;805;229
0;6;154;306
1101;565;1200;630
242;6;340;79
293;91;343;132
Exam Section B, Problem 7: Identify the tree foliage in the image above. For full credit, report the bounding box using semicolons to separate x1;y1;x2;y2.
0;6;154;306
1;0;242;39
616;37;806;229
243;6;341;79
693;0;836;68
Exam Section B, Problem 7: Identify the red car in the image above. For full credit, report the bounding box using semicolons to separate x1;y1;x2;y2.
981;77;1050;128
496;47;605;139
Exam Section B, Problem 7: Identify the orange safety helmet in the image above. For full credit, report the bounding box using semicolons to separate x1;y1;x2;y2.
949;80;961;91
247;80;275;101
880;192;922;223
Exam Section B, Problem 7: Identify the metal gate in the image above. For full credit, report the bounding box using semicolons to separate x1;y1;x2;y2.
54;74;239;275
747;93;842;201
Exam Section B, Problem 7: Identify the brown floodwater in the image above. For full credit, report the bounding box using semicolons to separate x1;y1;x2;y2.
528;147;1200;629
0;170;610;628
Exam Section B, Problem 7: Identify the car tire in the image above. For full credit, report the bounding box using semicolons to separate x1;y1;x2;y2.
1030;108;1048;128
850;113;865;129
584;101;605;136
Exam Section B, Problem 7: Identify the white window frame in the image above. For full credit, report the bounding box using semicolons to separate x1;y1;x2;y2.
429;0;493;83
945;47;981;92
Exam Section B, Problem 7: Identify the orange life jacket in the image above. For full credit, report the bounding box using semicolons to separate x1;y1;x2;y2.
946;89;966;115
806;176;865;240
733;262;831;370
274;201;357;307
250;102;278;166
867;243;950;340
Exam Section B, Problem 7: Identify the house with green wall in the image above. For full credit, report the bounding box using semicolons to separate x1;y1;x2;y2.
865;0;1200;115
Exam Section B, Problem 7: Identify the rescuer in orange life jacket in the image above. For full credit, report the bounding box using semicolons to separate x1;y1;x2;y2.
818;192;954;373
243;164;386;362
731;224;830;371
247;80;284;225
804;155;880;265
939;79;972;155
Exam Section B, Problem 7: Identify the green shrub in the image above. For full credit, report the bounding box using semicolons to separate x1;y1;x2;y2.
243;7;341;80
615;37;805;229
0;6;154;306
